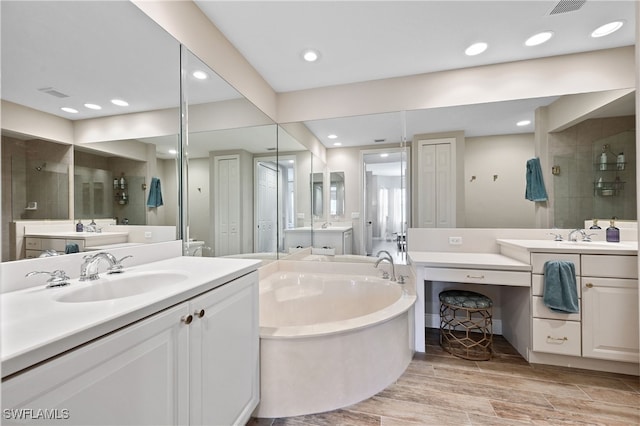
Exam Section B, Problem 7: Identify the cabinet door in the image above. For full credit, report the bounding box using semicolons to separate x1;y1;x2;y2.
189;272;259;426
582;277;639;363
2;304;191;425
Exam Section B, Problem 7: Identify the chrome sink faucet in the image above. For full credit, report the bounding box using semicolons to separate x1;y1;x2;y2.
568;229;586;242
374;250;396;282
80;252;132;281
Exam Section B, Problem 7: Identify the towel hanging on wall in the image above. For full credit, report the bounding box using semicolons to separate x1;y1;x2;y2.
525;157;548;202
147;177;164;208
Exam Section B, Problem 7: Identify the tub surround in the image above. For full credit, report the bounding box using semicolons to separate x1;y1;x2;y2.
254;259;416;418
408;228;639;375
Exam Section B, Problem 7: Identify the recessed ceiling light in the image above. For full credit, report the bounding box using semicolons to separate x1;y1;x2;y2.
289;159;295;164
111;99;129;107
328;134;337;139
333;142;342;147
517;120;532;126
591;21;624;38
380;153;389;158
84;103;101;110
465;42;488;56
302;49;320;62
61;107;78;114
525;31;554;47
192;70;208;80
168;149;177;155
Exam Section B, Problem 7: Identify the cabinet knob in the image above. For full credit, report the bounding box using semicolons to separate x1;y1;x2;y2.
585;282;594;288
181;314;193;325
194;309;205;318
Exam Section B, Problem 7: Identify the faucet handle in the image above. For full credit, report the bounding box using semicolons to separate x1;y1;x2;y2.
583;233;597;242
548;232;563;241
380;270;390;280
26;270;71;288
107;255;133;274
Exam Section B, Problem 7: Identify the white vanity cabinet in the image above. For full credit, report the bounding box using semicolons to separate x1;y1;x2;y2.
2;272;259;426
581;255;639;363
530;253;582;356
313;228;353;255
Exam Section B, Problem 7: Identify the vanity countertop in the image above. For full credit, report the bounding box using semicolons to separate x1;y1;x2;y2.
408;251;532;271
284;226;353;232
24;231;129;239
497;239;638;255
1;256;260;378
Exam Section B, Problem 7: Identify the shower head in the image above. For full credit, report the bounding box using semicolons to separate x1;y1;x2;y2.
35;163;46;171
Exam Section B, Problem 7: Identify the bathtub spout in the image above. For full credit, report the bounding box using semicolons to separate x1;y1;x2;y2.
374;257;396;282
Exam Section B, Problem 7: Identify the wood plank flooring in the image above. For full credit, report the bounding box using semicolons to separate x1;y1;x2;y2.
248;329;639;425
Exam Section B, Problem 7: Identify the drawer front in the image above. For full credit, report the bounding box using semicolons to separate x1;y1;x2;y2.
25;238;41;250
40;238;66;251
532;296;581;321
532;274;582;298
532;318;581;356
532;253;581;275
424;267;530;287
25;250;41;258
581;255;638;279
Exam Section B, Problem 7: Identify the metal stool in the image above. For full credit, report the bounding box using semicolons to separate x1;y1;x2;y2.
439;290;493;360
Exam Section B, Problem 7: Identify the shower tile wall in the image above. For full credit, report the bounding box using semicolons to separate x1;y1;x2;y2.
550;116;636;228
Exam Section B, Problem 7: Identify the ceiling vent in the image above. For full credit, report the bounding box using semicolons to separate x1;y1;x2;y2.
38;87;69;98
548;0;586;15
374;138;386;143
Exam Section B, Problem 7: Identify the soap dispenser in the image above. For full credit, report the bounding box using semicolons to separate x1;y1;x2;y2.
606;219;619;243
76;219;84;232
589;219;601;230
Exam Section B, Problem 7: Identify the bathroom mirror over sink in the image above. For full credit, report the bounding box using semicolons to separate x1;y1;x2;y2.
1;1;636;265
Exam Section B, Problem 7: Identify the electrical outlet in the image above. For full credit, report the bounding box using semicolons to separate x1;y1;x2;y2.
449;236;463;245
144;232;152;239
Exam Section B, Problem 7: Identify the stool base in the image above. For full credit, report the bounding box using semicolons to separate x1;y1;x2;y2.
439;302;493;361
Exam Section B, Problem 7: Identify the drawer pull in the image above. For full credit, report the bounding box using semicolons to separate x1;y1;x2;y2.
466;274;485;279
585;283;594;288
547;336;568;344
194;309;205;318
181;315;193;325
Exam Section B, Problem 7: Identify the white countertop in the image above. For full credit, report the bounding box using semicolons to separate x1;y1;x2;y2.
497;239;638;255
25;231;129;239
284;226;352;233
1;256;260;378
408;251;531;271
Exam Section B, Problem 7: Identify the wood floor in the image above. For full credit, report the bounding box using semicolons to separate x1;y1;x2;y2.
248;329;639;426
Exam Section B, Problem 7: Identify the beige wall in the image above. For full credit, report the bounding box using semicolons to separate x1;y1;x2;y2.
465;134;535;228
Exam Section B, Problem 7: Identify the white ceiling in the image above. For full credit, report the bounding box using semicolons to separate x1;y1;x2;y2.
1;1;636;154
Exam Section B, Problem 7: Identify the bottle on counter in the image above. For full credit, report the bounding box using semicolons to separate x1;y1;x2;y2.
589;219;601;229
599;147;608;171
617;152;625;170
606;219;620;243
76;219;83;232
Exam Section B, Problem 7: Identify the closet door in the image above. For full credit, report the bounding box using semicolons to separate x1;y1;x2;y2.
214;156;241;256
418;139;454;228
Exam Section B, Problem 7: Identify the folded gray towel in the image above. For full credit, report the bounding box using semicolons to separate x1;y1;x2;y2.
543;260;579;313
65;242;80;254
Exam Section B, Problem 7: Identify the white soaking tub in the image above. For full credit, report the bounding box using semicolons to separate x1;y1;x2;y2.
253;262;416;418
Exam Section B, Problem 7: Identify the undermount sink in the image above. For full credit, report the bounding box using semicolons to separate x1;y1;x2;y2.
56;271;189;303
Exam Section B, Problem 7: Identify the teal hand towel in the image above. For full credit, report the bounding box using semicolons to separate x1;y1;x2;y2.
543;260;579;313
525;158;548;202
147;177;164;208
65;242;79;254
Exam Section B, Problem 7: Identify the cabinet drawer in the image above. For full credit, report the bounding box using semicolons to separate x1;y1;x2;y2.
532;296;581;321
532;318;581;356
25;238;41;250
531;253;581;275
532;274;582;298
581;255;638;279
424;267;530;287
25;250;41;258
40;238;66;251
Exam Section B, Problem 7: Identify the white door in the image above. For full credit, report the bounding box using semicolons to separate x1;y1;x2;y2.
418;139;454;228
256;161;278;252
214;156;241;256
2;304;190;426
189;272;259;426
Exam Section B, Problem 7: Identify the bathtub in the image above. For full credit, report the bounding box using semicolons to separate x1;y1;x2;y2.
253;261;416;418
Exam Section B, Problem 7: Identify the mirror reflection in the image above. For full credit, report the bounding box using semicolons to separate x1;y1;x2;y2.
311;172;324;218
329;172;345;217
